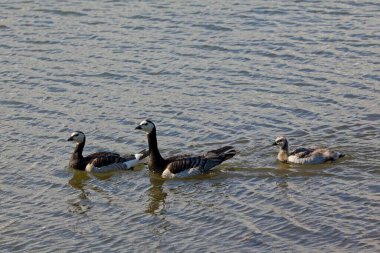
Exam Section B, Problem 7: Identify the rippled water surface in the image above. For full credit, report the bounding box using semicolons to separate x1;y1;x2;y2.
1;0;380;252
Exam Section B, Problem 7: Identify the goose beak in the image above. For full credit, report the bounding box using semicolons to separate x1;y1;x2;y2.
67;136;74;141
135;125;142;130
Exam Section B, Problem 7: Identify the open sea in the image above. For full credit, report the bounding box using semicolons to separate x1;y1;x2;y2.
1;0;379;252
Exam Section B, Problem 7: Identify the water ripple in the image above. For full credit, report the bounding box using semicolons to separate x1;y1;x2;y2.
1;0;380;252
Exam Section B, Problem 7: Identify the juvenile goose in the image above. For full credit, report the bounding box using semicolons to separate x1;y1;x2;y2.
272;136;345;164
67;131;147;173
135;120;236;178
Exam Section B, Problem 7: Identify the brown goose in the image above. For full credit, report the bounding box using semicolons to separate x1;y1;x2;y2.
272;136;345;164
67;131;147;173
135;120;236;178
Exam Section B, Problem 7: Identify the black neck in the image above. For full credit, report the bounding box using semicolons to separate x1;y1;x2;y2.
147;128;166;173
72;139;85;160
280;142;289;155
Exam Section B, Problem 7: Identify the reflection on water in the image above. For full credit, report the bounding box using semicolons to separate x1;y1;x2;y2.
274;161;292;171
67;191;91;215
1;0;379;251
67;170;91;215
67;169;115;215
145;176;167;215
68;168;115;189
68;169;91;190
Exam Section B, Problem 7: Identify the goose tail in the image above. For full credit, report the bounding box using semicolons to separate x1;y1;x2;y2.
135;149;149;160
207;146;236;161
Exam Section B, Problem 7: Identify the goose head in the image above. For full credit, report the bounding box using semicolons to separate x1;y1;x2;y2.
272;136;288;150
67;131;85;144
135;120;155;134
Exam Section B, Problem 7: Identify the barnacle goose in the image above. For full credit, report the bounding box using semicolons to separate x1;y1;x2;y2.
272;136;345;164
135;120;236;179
67;131;147;173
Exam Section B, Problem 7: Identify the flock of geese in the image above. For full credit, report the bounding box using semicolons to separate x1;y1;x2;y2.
68;120;345;179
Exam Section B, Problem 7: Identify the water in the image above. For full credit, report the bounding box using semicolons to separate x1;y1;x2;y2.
1;0;380;252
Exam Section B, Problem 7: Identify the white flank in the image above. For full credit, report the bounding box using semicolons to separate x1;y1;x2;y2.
162;167;202;179
84;153;145;173
161;168;175;179
85;163;94;172
288;155;325;165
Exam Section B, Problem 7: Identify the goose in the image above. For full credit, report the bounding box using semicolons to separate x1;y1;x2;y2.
135;120;236;178
272;136;345;164
67;131;147;173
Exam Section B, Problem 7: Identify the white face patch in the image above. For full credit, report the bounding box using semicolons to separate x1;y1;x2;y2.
70;131;85;144
275;136;286;143
138;120;155;134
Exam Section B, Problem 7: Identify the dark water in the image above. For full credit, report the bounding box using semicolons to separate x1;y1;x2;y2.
1;0;380;252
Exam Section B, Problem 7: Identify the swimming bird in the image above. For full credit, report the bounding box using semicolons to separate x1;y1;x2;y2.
67;131;147;173
135;120;236;178
272;136;345;164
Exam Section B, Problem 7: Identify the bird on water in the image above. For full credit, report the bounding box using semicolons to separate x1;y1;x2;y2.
135;120;236;178
67;131;147;173
272;136;345;164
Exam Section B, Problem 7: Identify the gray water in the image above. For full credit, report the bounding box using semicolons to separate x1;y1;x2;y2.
1;0;380;252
